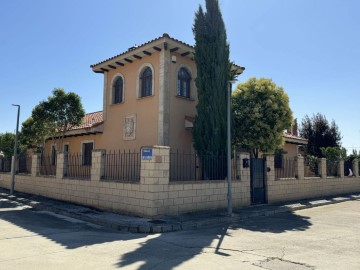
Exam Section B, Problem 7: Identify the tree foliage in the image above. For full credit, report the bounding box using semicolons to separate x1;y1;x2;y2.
192;0;231;156
0;133;16;158
232;78;293;158
21;88;85;152
20;117;49;153
299;113;342;157
320;146;346;161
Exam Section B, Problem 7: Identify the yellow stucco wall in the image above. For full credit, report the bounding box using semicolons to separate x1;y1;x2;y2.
168;53;197;153
101;53;160;151
44;133;103;154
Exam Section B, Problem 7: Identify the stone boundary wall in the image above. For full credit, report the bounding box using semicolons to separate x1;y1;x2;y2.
266;155;360;203
0;147;250;217
1;148;360;218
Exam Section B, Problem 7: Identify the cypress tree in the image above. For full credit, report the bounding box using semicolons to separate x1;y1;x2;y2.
193;0;230;157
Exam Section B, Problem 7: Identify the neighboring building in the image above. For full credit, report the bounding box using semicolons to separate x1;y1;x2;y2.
45;33;244;156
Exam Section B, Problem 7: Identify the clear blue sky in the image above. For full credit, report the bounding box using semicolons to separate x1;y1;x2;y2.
1;0;359;152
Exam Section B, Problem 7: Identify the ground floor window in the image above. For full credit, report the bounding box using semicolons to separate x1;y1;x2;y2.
82;142;93;166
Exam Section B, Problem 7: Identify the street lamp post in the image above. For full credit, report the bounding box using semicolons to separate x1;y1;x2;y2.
10;104;20;195
227;80;236;217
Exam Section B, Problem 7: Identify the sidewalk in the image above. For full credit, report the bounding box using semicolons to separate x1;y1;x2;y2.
1;188;359;233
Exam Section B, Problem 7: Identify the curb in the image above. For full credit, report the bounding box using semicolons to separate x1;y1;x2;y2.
1;191;359;234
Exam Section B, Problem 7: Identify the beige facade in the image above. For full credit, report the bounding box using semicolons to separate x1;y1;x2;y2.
44;34;244;155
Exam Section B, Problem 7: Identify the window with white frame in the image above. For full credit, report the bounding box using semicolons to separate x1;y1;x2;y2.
113;76;124;104
140;67;153;97
177;67;191;98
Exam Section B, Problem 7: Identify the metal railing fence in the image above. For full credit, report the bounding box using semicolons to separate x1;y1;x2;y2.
275;157;296;179
65;153;91;179
39;154;56;176
326;160;339;177
18;154;32;174
170;150;237;181
103;150;140;182
0;157;11;172
304;156;319;177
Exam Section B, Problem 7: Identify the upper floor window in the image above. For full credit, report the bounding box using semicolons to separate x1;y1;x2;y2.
113;76;124;104
140;67;152;97
177;67;191;98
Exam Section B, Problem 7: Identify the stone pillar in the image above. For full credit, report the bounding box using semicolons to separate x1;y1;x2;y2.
338;160;344;178
140;146;170;217
140;146;170;185
295;155;304;180
56;152;65;179
91;150;106;182
265;154;275;203
238;152;250;182
352;159;359;177
318;158;327;178
158;42;171;145
31;154;41;177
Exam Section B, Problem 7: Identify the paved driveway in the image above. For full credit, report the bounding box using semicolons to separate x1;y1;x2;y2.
0;198;359;270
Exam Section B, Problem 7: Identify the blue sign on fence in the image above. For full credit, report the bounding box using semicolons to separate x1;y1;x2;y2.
141;148;153;160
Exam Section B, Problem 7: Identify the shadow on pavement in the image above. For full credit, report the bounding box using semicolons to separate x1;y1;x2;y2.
116;211;312;269
0;201;143;249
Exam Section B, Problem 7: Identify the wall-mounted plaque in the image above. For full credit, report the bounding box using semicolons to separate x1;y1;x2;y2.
123;114;136;140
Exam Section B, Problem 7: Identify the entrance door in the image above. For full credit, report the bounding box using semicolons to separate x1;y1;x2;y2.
250;158;267;204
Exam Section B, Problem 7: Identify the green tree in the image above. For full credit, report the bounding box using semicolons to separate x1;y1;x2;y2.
0;133;16;158
232;78;293;158
300;113;342;157
192;0;231;157
22;88;85;152
20;117;49;153
320;146;346;161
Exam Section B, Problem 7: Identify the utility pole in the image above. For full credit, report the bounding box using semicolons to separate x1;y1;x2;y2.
10;104;20;195
227;80;236;216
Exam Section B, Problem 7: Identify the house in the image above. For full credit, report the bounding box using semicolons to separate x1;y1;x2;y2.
45;33;244;158
44;33;307;164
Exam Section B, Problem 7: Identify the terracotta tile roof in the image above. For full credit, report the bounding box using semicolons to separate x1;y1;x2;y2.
90;33;194;68
70;111;103;130
90;33;245;74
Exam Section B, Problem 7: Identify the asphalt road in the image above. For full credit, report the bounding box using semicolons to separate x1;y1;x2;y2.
0;198;359;270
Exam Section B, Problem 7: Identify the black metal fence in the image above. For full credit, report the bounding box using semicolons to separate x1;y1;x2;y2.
170;150;237;181
275;157;296;179
65;153;91;179
103;150;140;182
39;154;56;176
0;157;11;172
326;160;339;177
304;156;319;177
18;154;32;174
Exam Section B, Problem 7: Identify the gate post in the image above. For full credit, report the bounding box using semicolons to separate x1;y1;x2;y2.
295;155;304;180
352;159;359;177
338;160;344;178
318;158;327;178
31;154;41;177
265;154;275;203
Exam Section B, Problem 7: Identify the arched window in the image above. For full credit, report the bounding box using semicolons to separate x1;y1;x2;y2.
177;67;191;98
140;67;152;97
113;76;123;104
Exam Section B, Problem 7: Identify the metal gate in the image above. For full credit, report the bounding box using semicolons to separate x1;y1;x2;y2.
250;157;267;204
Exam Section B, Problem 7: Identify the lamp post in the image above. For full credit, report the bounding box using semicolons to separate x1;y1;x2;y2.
227;79;236;217
10;104;20;195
